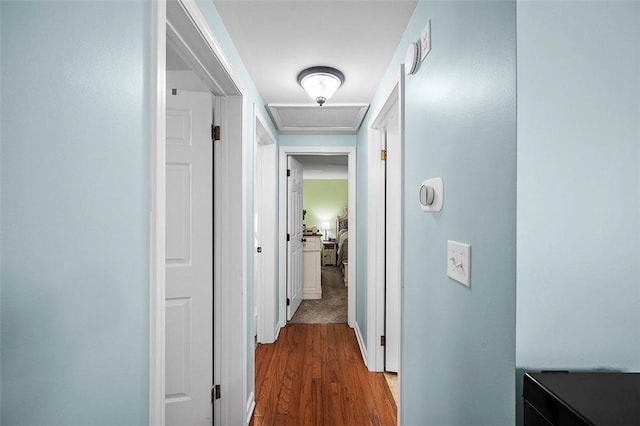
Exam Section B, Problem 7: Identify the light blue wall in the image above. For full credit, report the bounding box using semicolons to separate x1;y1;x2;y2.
0;3;2;416
1;2;150;424
0;0;275;422
359;1;517;423
0;3;3;418
516;1;640;421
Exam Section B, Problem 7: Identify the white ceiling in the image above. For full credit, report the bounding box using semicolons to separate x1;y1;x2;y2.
295;155;348;179
213;0;417;133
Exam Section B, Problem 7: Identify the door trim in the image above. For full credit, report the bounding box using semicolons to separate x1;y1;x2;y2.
151;1;247;424
367;68;404;423
277;146;357;332
150;3;166;424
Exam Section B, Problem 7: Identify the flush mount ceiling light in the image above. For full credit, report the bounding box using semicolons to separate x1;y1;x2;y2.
297;66;345;106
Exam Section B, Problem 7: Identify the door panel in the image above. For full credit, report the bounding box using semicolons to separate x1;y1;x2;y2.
166;164;192;264
287;156;304;320
166;298;192;400
166;89;213;425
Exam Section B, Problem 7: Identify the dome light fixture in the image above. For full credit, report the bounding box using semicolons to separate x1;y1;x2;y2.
297;66;345;106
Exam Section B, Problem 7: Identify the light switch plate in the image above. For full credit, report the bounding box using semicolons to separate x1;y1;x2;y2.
447;240;470;287
420;19;431;61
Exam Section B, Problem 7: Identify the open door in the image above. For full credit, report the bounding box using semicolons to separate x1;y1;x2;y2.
287;156;304;320
254;139;264;341
253;115;277;343
165;89;214;424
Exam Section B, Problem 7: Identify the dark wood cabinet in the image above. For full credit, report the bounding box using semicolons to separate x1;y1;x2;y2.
523;372;640;426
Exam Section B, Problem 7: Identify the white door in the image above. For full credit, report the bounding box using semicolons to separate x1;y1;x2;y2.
165;89;214;425
254;126;276;342
287;156;304;320
253;138;265;340
385;107;401;373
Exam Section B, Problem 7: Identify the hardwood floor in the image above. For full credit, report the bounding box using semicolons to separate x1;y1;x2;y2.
250;323;397;426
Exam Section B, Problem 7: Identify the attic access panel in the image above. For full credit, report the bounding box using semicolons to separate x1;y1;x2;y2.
267;104;369;135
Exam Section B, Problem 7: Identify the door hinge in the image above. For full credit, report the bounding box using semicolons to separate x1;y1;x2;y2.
287;233;290;242
380;335;386;346
212;125;221;141
171;88;177;95
380;149;387;161
257;246;262;253
287;169;291;177
212;384;221;402
287;298;291;306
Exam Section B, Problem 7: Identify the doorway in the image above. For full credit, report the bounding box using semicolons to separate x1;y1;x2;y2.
253;107;277;344
288;155;350;324
150;1;246;424
277;147;357;332
367;70;404;419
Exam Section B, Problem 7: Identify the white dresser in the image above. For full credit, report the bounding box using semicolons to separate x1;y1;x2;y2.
302;235;322;299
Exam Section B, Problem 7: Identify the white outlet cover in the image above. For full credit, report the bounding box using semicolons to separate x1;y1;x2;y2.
447;240;470;287
420;19;431;61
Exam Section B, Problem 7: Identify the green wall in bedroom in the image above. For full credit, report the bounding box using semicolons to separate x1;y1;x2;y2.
303;179;347;240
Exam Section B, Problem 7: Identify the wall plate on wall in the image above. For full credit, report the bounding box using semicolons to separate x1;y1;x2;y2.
419;177;443;212
447;240;471;287
405;41;420;75
420;19;431;61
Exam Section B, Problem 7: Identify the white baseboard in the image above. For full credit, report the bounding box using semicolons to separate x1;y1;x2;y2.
354;320;368;368
245;391;255;426
302;290;322;299
274;322;283;341
261;321;280;344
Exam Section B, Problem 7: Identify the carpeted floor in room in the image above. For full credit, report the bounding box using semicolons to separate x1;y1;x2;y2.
290;265;347;323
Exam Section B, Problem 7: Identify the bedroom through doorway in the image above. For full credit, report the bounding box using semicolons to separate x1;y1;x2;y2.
276;146;357;332
289;154;350;324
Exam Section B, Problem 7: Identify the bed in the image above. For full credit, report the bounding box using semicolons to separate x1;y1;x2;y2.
336;208;349;286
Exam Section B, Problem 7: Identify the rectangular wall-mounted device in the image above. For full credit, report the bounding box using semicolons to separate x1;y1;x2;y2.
447;240;470;287
421;19;432;61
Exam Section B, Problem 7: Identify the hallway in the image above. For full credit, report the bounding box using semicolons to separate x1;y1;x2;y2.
250;324;397;426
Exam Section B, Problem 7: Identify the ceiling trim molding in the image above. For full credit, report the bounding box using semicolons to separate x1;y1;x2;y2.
267;103;369;135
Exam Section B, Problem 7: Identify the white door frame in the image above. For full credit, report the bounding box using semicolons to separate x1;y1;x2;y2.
367;69;404;421
253;106;277;344
151;1;249;424
277;146;357;331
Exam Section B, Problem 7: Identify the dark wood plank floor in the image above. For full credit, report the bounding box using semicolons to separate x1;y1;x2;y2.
250;323;397;426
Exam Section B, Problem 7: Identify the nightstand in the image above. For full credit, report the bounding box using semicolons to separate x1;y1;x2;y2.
322;241;336;266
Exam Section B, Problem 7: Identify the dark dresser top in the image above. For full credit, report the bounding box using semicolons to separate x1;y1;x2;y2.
524;372;640;425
